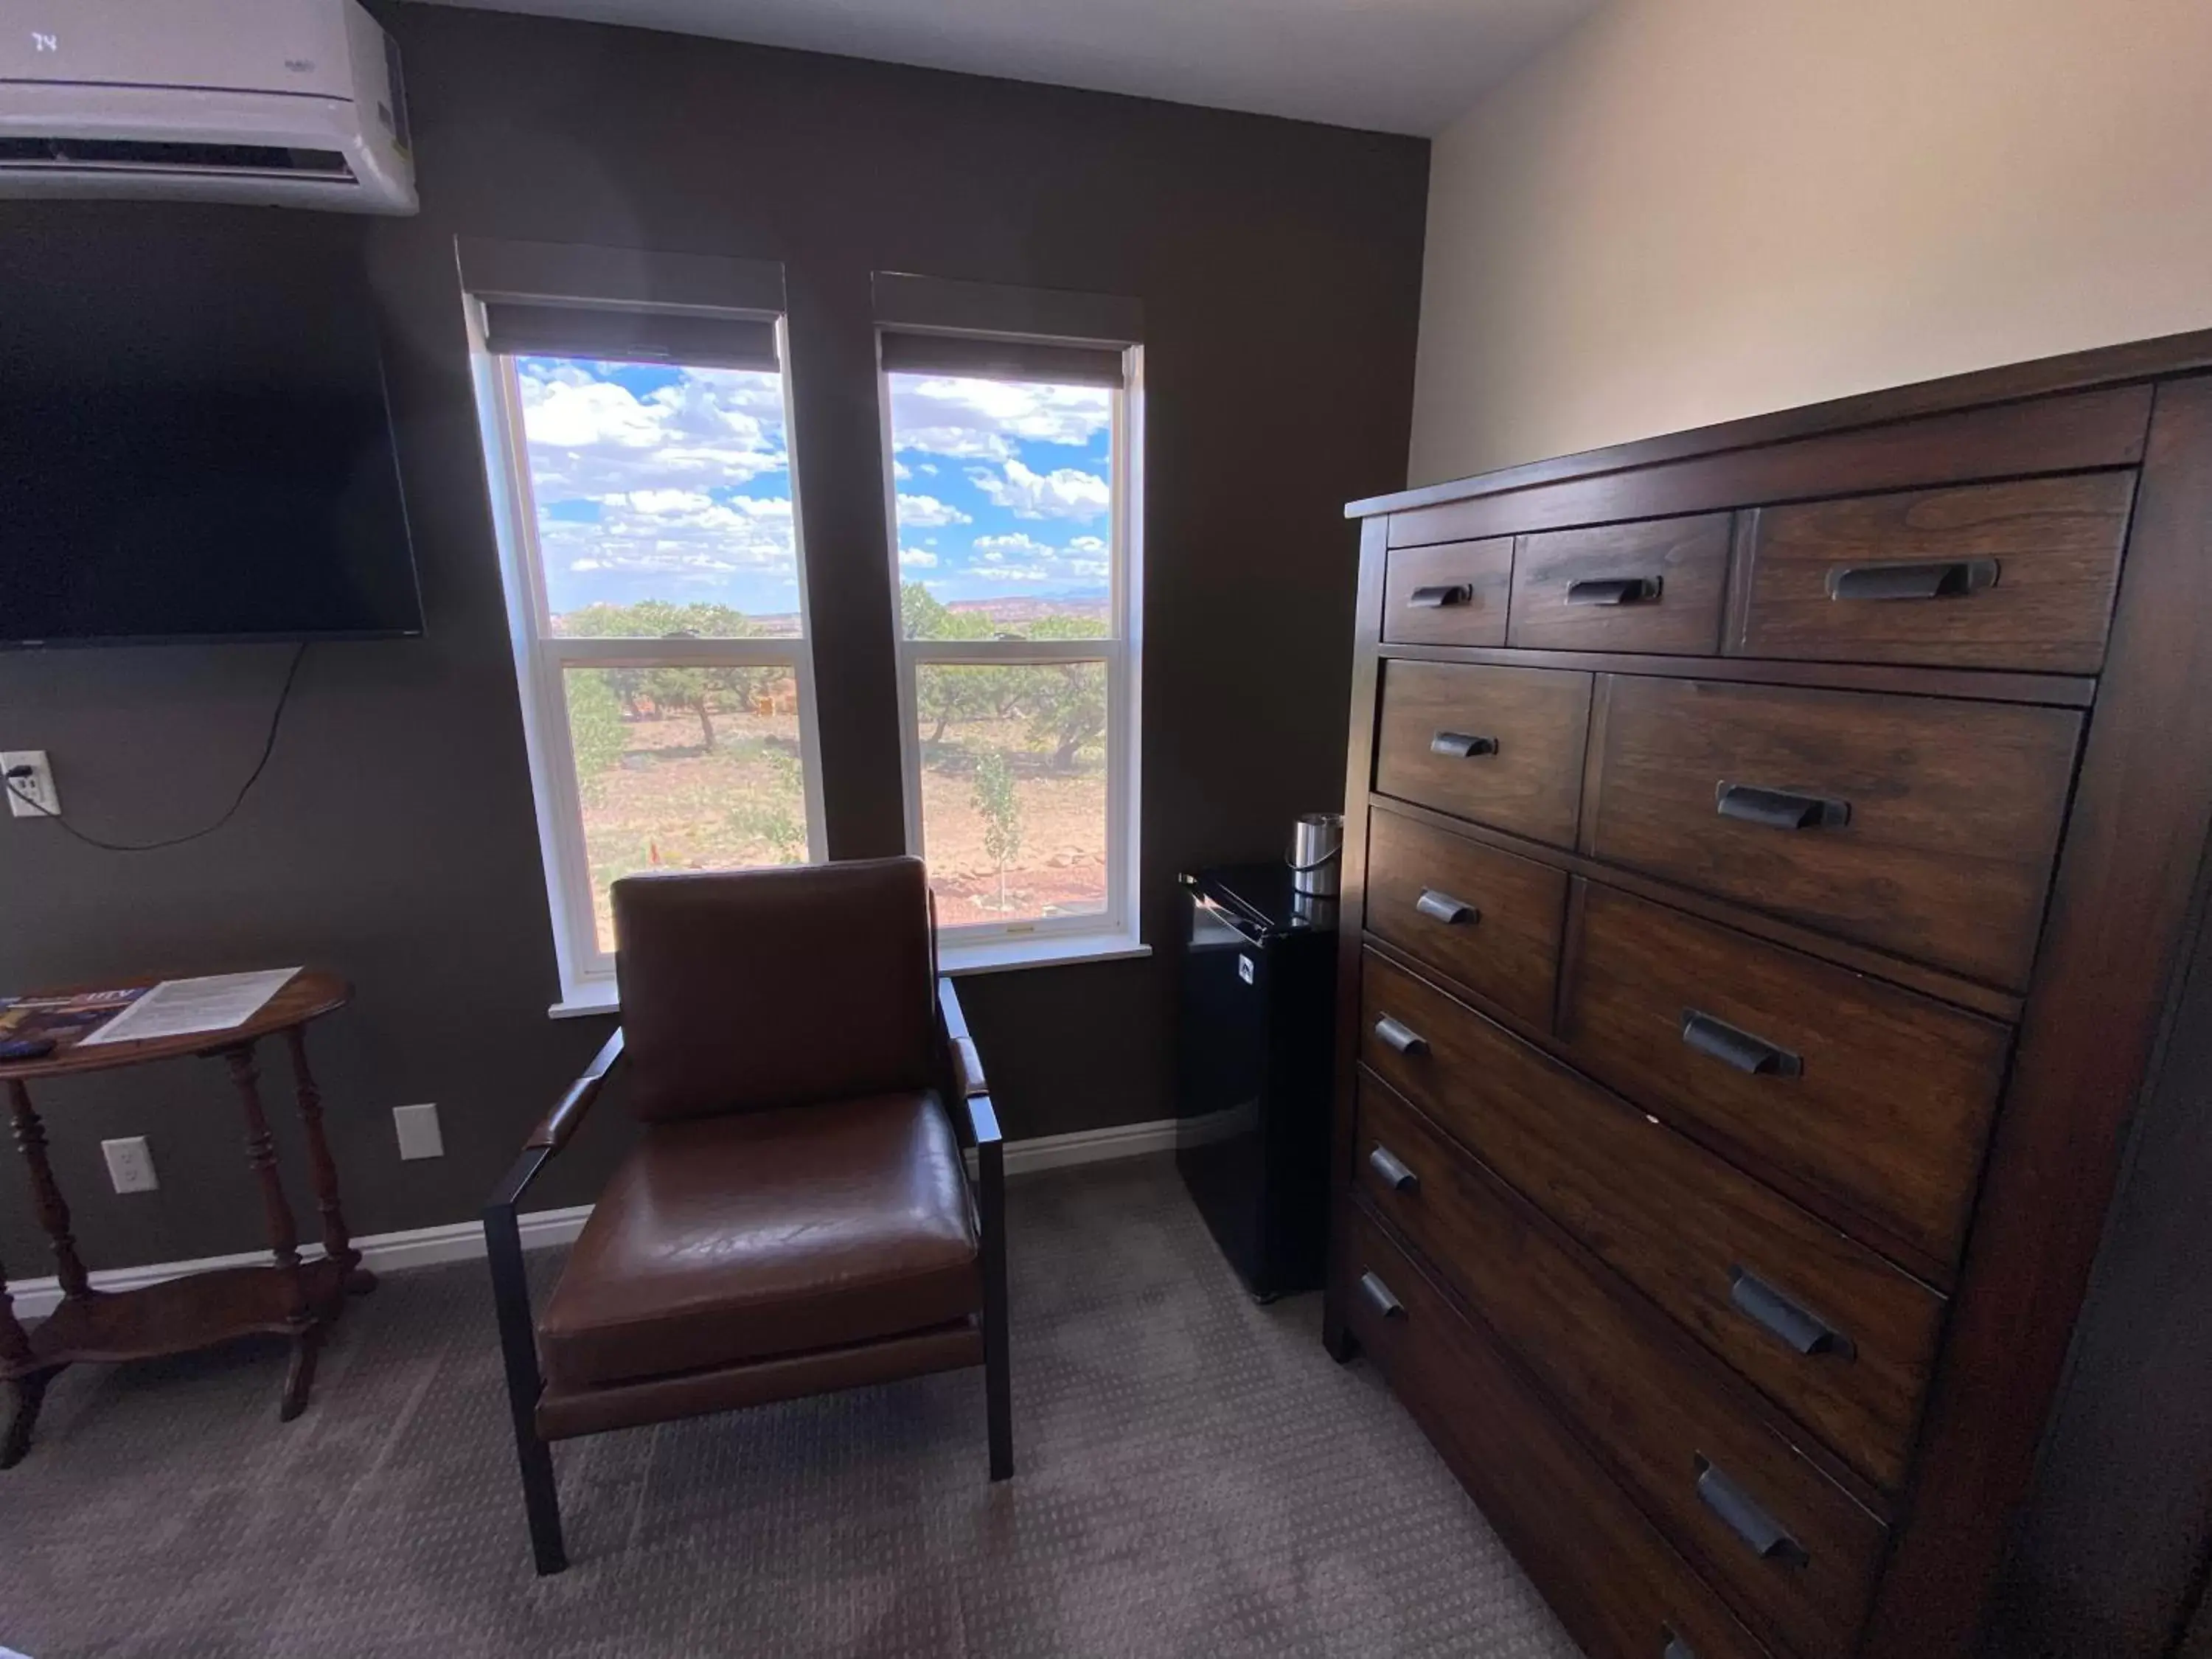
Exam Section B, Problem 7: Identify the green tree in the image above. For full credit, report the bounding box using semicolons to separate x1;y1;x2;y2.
971;748;1023;913
564;669;628;804
1017;614;1110;771
558;599;763;751
902;584;997;742
727;748;807;864
901;582;990;643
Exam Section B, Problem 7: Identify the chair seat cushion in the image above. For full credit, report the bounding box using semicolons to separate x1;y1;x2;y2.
537;1091;980;1390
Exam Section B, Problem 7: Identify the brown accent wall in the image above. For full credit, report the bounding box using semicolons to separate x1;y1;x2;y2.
0;4;1426;1269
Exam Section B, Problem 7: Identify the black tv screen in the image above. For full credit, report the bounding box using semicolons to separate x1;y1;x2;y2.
0;206;421;647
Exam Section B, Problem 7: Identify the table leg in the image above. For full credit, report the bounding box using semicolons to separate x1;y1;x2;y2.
1;1371;52;1470
223;1042;310;1330
284;1026;371;1295
0;1251;32;1376
8;1079;89;1301
280;1323;325;1423
0;1245;53;1470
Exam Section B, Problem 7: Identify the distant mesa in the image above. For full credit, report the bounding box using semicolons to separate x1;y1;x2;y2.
946;596;1110;625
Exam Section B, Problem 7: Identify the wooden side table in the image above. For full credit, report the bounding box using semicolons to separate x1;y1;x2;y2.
0;970;370;1467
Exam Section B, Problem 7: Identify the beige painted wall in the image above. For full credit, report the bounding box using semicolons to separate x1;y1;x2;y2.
1408;0;2212;485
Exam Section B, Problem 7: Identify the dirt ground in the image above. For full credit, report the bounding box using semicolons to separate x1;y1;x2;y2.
578;707;1105;950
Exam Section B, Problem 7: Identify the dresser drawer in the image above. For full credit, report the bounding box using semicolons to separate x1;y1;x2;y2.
1737;473;2132;672
1560;883;2011;1270
1363;807;1566;1029
1347;1091;1888;1659
1342;1208;1778;1659
1508;512;1732;655
1581;674;2080;988
1382;536;1514;645
1356;953;1944;1492
1373;661;1592;848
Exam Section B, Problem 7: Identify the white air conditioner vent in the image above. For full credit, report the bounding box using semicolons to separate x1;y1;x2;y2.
0;0;416;214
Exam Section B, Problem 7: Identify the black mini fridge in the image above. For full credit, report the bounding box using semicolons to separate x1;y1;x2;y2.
1174;864;1338;1301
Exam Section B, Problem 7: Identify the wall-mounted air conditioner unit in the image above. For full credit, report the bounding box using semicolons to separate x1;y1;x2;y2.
0;0;416;214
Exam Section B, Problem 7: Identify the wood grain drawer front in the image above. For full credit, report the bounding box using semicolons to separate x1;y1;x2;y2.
1356;954;1944;1492
1347;1085;1888;1659
1382;537;1514;645
1373;661;1593;848
1509;513;1733;655
1342;1208;1778;1659
1562;883;2011;1272
1363;807;1567;1029
1738;473;2133;672
1582;675;2081;989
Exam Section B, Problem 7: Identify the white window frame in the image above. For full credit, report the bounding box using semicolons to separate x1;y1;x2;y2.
467;305;829;1015
883;344;1146;974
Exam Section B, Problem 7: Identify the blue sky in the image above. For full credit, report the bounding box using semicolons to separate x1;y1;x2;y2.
519;356;798;624
517;357;1111;628
886;371;1113;611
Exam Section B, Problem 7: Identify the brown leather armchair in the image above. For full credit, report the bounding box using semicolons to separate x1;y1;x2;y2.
481;856;1011;1575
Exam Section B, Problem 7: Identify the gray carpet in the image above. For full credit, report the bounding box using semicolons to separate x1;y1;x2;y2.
0;1156;1581;1659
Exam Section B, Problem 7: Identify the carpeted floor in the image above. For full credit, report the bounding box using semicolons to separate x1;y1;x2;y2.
0;1156;1582;1659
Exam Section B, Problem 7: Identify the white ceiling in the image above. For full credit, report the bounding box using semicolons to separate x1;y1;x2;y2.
419;0;1602;136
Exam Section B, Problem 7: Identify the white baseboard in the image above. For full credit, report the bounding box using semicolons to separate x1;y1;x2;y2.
999;1116;1176;1175
4;1117;1177;1321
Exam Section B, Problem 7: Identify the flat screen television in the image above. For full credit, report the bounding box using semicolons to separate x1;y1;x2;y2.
0;206;422;647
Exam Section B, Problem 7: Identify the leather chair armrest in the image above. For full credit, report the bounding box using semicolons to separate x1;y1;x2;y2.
940;977;1008;1429
529;1027;627;1152
487;1027;626;1213
937;977;1001;1147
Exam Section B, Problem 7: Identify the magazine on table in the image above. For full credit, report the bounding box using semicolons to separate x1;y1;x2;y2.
0;986;148;1053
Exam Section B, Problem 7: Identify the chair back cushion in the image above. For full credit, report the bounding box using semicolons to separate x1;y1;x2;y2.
612;857;936;1121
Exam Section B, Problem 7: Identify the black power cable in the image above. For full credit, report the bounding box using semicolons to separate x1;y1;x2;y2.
1;643;310;852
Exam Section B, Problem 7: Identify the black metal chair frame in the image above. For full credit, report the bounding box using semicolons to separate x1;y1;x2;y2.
481;975;1011;1575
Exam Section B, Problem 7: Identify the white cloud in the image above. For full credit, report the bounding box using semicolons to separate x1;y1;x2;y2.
961;531;1111;588
973;532;1056;561
969;459;1110;521
898;547;939;568
894;461;913;481
536;489;796;588
895;493;973;527
518;362;788;498
886;375;1110;460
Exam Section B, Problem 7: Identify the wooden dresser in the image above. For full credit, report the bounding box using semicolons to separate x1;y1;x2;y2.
1324;335;2212;1659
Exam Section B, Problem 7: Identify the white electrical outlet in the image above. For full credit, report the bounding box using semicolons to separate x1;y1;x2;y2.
393;1103;444;1161
101;1137;158;1194
1;751;59;819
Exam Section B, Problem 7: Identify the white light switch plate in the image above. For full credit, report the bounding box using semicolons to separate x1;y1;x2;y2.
102;1137;158;1194
394;1103;444;1161
1;751;59;818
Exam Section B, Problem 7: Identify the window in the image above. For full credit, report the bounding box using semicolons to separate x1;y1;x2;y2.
883;333;1143;966
467;270;825;1008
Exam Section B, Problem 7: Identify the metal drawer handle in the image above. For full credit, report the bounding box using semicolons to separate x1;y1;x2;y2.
1566;575;1663;606
1368;1144;1419;1192
1662;1633;1700;1659
1826;557;1999;602
1730;1267;1854;1359
1415;888;1478;925
1694;1458;1806;1566
1374;1015;1430;1057
1681;1010;1801;1078
1715;782;1851;830
1430;731;1499;759
1408;582;1474;609
1358;1270;1405;1321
